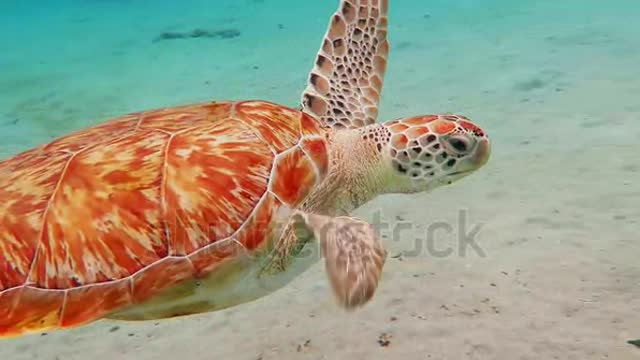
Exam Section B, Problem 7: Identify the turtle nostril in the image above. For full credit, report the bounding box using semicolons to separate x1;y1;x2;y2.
448;137;469;153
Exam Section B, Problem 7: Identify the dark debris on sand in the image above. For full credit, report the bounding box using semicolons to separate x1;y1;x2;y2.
154;28;241;43
378;333;392;347
296;339;311;352
628;339;640;348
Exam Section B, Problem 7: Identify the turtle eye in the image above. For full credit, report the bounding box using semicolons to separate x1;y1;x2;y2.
447;136;470;154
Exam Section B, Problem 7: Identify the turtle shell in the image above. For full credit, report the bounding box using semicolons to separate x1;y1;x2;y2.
0;100;329;337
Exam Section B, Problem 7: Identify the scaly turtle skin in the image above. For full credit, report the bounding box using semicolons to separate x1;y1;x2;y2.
0;0;490;338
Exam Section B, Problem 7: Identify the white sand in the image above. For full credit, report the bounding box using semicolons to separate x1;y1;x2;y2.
1;0;639;359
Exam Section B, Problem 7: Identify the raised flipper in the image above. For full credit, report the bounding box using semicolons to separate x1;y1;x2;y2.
292;212;387;309
301;0;390;130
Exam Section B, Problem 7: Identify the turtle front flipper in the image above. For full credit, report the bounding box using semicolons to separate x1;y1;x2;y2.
301;0;390;130
292;212;387;309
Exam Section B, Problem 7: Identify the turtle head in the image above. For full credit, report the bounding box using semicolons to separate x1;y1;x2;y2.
377;114;490;194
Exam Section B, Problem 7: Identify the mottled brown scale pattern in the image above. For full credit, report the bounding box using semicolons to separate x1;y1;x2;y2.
0;100;329;338
301;0;389;129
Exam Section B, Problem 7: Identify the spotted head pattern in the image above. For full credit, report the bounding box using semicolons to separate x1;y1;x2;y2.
367;114;490;185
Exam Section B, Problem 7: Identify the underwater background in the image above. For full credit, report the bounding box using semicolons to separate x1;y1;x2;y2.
1;0;639;359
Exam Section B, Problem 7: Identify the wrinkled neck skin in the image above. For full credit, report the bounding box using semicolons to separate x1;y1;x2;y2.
304;125;392;216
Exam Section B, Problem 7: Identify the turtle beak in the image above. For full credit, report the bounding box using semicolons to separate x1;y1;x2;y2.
471;138;491;169
444;137;491;183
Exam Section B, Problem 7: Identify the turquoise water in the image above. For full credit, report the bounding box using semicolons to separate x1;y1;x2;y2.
1;0;639;359
3;0;638;157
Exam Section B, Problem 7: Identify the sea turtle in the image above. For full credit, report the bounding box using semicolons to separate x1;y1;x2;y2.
0;0;490;338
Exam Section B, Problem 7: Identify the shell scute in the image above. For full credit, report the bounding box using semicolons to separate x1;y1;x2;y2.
43;114;139;153
188;240;248;278
270;147;318;207
300;137;329;178
29;130;170;289
0;150;72;289
0;288;21;334
0;287;64;335
130;257;194;304
236;192;286;251
299;111;325;137
138;102;233;133
62;280;132;328
164;121;274;255
234;101;302;153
